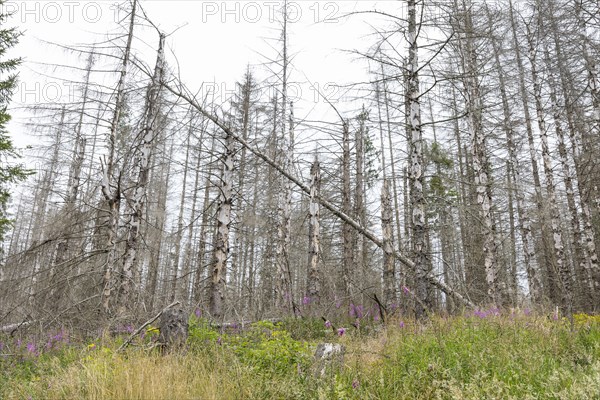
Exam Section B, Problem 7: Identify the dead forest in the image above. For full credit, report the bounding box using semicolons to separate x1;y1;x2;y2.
1;0;599;332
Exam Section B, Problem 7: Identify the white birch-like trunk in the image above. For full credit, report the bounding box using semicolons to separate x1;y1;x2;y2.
460;0;499;304
306;156;321;306
209;132;234;319
101;0;137;314
527;29;572;316
118;33;165;312
407;0;429;318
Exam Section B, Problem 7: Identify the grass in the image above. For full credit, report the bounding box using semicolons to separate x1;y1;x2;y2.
1;311;599;399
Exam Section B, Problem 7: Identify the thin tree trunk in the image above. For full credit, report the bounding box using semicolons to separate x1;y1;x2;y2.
307;156;321;306
341;120;354;301
382;178;395;308
209;132;234;319
169;122;192;302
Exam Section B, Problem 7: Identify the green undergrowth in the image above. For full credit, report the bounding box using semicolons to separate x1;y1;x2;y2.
1;312;599;399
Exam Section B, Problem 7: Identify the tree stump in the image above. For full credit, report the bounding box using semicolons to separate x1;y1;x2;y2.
313;343;345;377
158;308;188;352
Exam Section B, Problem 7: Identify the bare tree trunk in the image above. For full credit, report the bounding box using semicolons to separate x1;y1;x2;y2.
354;110;365;291
382;178;395;308
181;118;205;304
101;0;137;315
574;0;600;308
542;48;593;309
341;120;354;302
118;33;165;313
193;133;217;307
209;132;234;320
144;134;173;311
527;26;572;317
407;0;429;318
231;72;253;305
458;0;500;304
307;156;321;306
275;4;294;315
168;123;192;303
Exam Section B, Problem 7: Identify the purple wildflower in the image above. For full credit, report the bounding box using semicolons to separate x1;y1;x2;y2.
52;330;65;343
324;320;332;329
337;327;346;336
352;379;360;390
356;305;364;319
195;308;202;318
217;336;222;345
126;324;134;334
524;308;531;316
26;342;36;354
402;286;410;295
488;308;500;317
474;310;487;319
399;321;405;329
303;296;311;305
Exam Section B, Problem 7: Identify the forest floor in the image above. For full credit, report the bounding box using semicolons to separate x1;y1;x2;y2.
1;310;599;399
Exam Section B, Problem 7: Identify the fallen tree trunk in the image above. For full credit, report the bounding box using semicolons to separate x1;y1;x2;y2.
0;321;33;334
162;80;476;310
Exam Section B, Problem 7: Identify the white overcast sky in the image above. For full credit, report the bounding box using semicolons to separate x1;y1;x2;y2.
5;0;404;149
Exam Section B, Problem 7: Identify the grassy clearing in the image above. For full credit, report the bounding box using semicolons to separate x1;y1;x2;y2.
1;311;599;399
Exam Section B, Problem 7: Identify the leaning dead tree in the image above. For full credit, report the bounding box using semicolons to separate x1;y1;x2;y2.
161;80;477;310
